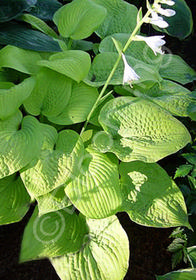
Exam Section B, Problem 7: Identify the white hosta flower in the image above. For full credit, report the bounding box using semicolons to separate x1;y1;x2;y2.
154;3;176;17
148;11;169;28
135;35;166;55
121;53;140;86
159;0;175;6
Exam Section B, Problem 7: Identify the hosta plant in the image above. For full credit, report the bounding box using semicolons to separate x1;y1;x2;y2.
0;0;196;279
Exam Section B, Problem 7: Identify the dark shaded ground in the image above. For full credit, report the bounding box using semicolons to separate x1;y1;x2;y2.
0;1;196;280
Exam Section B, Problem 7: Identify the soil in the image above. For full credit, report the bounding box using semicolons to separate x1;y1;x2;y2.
0;1;196;280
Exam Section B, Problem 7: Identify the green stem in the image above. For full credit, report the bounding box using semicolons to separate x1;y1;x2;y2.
80;8;152;136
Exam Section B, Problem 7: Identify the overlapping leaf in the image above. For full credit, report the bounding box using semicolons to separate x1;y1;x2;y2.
86;52;161;87
156;269;196;280
99;97;191;162
0;174;30;225
65;148;122;219
53;0;107;40
20;207;89;262
0;111;43;179
120;161;190;228
37;185;71;216
30;0;62;21
50;216;129;280
0;77;35;119
92;0;138;38
21;126;84;197
0;45;42;74
38;50;91;82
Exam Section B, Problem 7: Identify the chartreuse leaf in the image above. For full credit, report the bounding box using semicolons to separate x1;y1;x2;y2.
0;174;30;225
0;0;37;22
50;216;129;280
120;161;190;228
0;111;42;179
92;0;138;38
20;206;89;262
37;185;71;216
65;148;122;219
23;68;99;125
38;50;91;82
160;55;196;85
156;269;196;280
0;45;42;74
155;0;193;39
48;82;99;125
99;97;191;162
0;22;61;52
86;52;161;87
99;33;160;65
187;246;196;268
23;68;72;117
53;0;107;40
21;13;58;38
0;77;35;120
21;126;84;198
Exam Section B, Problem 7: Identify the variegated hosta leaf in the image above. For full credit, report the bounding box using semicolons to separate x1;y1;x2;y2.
187;246;196;268
0;174;30;225
0;77;35;120
38;50;91;82
65;148;122;219
120;161;190;228
85;52;161;87
156;269;196;280
92;0;138;38
53;0;107;40
50;216;129;280
99;97;191;162
20;207;89;262
37;185;71;216
0;111;43;179
21;126;84;197
0;45;42;74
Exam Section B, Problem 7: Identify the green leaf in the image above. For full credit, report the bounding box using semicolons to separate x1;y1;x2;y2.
0;77;35;120
156;269;196;280
21;126;84;197
120;161;190;228
0;45;42;74
99;97;191;162
50;216;129;280
0;174;30;225
187;246;196;268
174;164;193;179
23;68;72;117
155;0;193;39
0;22;61;52
53;0;107;40
99;33;160;64
38;50;91;82
21;13;58;38
48;82;99;125
92;0;138;38
65;148;122;219
182;153;196;165
37;185;71;216
0;0;37;22
86;52;161;87
20;206;89;262
0;111;43;179
159;55;196;85
30;0;62;21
